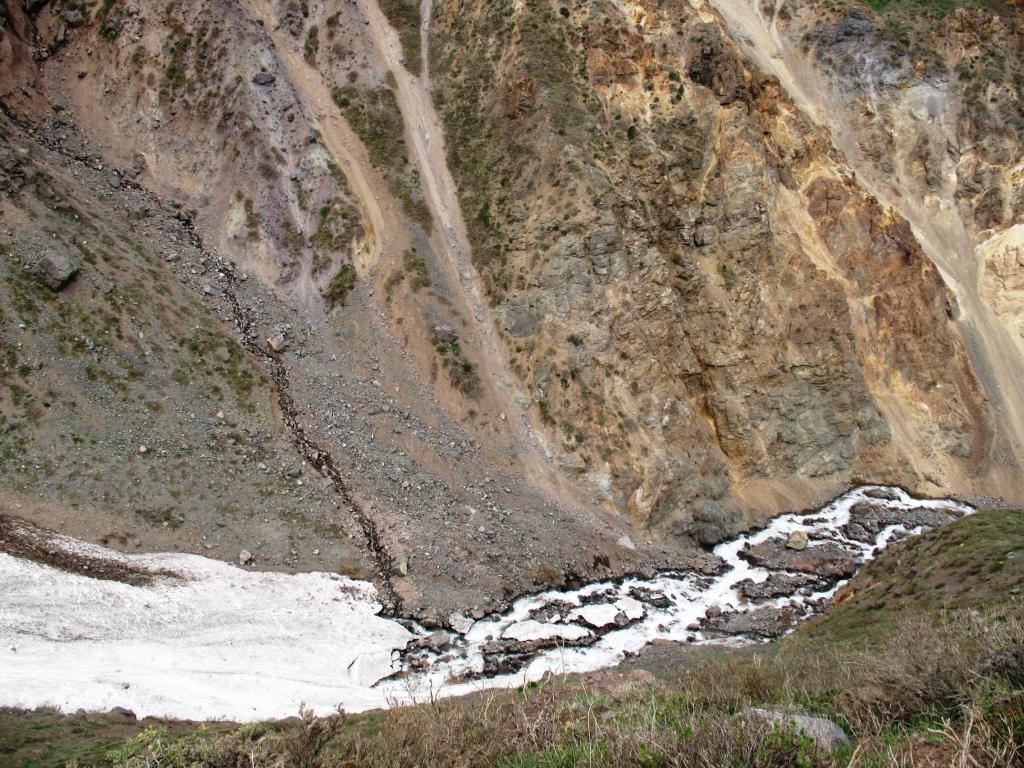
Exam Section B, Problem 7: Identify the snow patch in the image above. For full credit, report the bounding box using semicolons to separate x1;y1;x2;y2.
0;548;411;720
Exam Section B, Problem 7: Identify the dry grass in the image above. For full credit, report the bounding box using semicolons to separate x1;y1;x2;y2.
97;610;1023;768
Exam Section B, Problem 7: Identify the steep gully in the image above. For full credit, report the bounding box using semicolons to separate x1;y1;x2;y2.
237;0;571;507
358;0;560;493
0;486;971;719
0;105;403;614
705;0;1024;474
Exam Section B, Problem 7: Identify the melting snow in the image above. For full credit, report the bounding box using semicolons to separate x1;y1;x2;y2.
0;539;411;720
0;486;971;721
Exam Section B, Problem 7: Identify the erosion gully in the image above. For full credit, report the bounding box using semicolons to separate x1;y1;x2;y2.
2;104;403;614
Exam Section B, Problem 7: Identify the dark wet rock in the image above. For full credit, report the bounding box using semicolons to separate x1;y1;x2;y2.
480;633;599;676
737;572;824;602
579;588;618;606
841;501;957;544
862;487;902;501
689;552;730;577
706;605;800;639
528;600;575;623
740;539;857;579
628;586;672;608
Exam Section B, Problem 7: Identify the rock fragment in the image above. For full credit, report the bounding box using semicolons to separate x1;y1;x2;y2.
32;251;79;291
786;530;809;550
745;708;851;752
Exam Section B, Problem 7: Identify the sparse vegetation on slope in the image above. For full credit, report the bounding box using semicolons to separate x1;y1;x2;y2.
4;509;1021;767
322;263;356;308
378;0;422;76
428;0;1004;543
331;84;432;231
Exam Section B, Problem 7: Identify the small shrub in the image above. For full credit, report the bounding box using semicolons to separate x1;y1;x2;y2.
322;264;356;308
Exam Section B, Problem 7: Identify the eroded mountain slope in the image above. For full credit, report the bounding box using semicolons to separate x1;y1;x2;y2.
427;0;1022;544
708;0;1024;493
0;0;1020;612
0;0;653;623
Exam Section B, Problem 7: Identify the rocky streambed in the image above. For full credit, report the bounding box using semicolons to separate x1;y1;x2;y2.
0;487;970;720
387;486;971;700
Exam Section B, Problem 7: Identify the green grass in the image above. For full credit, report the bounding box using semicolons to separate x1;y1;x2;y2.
0;709;232;768
322;263;356;308
801;508;1024;644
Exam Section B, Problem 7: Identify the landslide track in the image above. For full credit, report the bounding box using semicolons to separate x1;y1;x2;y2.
0;104;403;614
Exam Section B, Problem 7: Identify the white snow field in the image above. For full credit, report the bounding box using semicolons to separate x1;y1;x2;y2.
0;486;971;721
0;534;412;720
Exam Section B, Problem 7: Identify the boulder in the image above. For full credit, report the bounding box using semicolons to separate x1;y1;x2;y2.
426;630;451;652
32;251;79;291
266;333;286;352
705;606;799;639
432;324;458;345
786;530;809;550
741;539;856;580
238;549;253;565
252;72;276;85
109;706;137;720
862;487;902;501
737;572;823;601
745;708;851;752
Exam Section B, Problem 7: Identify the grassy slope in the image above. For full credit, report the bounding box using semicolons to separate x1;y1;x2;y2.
801;508;1024;643
861;0;1014;14
2;508;1021;767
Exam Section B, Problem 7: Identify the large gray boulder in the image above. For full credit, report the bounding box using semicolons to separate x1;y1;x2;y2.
32;251;79;291
746;708;851;752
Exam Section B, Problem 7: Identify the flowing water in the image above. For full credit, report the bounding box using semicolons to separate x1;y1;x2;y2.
0;486;971;720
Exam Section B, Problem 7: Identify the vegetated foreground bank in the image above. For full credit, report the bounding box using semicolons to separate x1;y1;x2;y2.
3;497;1023;766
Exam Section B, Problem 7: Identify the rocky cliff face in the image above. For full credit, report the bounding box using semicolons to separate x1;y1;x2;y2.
739;0;1024;471
429;0;1020;542
0;0;1020;603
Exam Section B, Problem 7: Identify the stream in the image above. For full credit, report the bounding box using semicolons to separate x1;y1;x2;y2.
0;486;970;721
